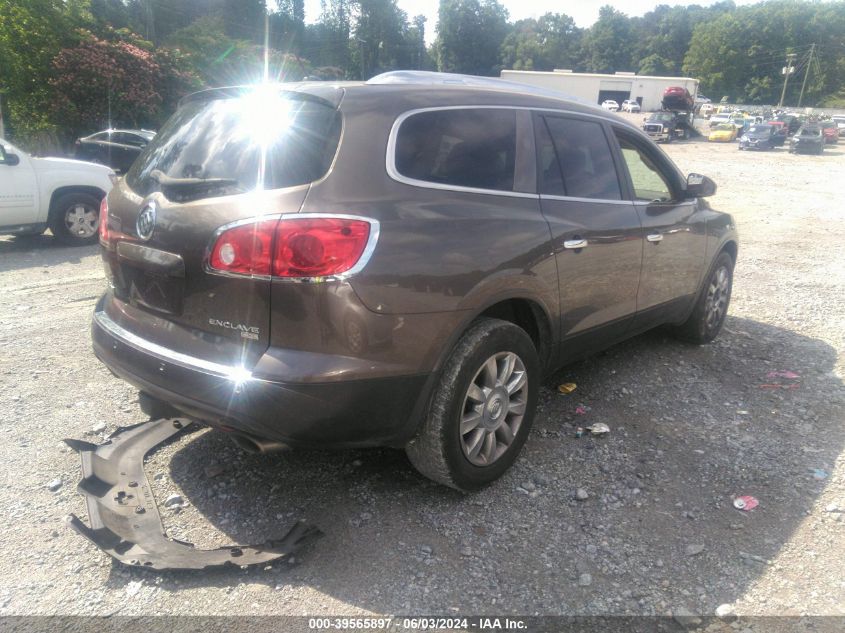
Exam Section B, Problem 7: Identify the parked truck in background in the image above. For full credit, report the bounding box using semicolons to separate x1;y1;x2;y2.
0;138;113;245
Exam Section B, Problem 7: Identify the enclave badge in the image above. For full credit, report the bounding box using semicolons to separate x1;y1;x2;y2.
136;201;157;241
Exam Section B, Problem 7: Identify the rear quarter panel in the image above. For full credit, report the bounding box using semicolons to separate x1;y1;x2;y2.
292;91;559;374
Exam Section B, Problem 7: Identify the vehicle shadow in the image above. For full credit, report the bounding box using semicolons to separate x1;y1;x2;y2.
105;315;844;615
0;235;96;273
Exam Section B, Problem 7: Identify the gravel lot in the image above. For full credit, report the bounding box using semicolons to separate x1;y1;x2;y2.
1;122;844;622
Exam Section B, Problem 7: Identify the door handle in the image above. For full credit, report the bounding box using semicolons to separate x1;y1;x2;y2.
563;239;588;250
646;233;663;243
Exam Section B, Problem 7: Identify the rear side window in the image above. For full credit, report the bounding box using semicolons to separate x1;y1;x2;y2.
126;92;341;199
394;109;516;192
539;116;621;200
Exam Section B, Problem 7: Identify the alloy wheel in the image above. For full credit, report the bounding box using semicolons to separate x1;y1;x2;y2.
459;351;528;467
64;203;98;239
704;265;730;330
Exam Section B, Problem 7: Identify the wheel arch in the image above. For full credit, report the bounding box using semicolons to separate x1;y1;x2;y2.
719;239;738;264
48;186;107;222
476;298;554;372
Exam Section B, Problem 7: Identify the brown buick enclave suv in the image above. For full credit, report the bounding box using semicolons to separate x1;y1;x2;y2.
93;72;737;490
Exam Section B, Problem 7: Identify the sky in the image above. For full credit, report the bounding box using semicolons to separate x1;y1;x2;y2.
301;0;762;45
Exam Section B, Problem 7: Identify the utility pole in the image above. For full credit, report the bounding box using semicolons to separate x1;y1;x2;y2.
0;92;5;139
778;52;797;108
797;43;815;108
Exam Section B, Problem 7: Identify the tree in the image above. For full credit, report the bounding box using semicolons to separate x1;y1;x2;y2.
352;0;412;79
436;0;509;76
500;13;580;72
0;0;94;141
581;6;634;73
50;29;199;139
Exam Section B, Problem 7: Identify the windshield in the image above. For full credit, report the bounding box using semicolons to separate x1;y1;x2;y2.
715;124;734;131
0;138;23;155
126;90;341;199
748;125;770;134
799;127;820;136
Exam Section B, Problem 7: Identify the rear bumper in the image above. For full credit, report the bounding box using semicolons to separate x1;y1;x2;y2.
92;309;430;448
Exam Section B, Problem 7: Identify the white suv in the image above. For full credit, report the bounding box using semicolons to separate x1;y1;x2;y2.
601;100;620;112
0;138;114;245
621;100;641;113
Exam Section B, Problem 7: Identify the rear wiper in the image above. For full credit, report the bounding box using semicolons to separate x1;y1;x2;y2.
150;169;239;189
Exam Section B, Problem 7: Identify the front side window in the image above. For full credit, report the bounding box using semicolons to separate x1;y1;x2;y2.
394;109;516;192
540;116;621;200
615;134;673;203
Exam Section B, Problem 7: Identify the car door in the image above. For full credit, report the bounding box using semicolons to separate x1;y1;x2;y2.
110;132;142;172
611;127;707;328
0;141;38;228
533;112;643;360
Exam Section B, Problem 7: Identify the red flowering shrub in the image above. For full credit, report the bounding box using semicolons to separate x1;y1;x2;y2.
50;30;199;137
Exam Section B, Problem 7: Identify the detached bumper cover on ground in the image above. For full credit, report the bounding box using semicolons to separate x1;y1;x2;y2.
65;418;321;571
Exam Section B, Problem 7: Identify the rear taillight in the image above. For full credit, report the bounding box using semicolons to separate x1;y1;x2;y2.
273;217;371;277
208;216;375;279
98;197;109;245
208;219;277;276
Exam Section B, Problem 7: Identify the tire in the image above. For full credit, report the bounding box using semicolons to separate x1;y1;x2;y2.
49;192;101;246
672;251;734;344
405;318;540;491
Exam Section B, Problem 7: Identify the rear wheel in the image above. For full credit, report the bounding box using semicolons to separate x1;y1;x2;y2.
405;318;539;491
49;192;101;246
672;251;734;344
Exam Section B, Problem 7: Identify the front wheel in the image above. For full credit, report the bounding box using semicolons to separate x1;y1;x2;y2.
49;192;101;246
405;318;540;491
672;252;734;344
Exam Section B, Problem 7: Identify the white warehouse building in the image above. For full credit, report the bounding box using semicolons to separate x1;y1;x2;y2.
499;69;700;112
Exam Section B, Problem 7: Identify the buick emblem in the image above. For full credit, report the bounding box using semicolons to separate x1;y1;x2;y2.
136;201;157;241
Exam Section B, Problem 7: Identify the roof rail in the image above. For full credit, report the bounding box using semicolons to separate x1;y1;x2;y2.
366;70;591;106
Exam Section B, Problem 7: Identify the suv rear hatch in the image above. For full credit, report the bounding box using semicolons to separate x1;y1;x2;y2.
100;85;343;369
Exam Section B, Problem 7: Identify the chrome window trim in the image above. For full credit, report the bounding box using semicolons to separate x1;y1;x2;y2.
203;212;381;284
94;310;248;380
539;194;634;206
385;105;537;199
386;105;638;200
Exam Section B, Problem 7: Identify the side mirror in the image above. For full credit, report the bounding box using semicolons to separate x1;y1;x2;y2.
4;153;20;166
686;173;716;198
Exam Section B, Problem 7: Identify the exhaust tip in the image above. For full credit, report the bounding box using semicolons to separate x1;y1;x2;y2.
230;433;288;454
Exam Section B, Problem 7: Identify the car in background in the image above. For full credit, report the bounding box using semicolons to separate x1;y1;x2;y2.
695;94;711;106
767;121;789;146
739;124;777;150
832;115;845;137
91;74;736;491
642;111;688;142
731;116;755;135
699;103;714;118
621;99;640;113
0;137;113;244
789;125;824;154
662;86;694;111
774;114;801;135
709;112;732;128
601;100;620;112
74;129;155;174
708;123;738;143
820;120;838;144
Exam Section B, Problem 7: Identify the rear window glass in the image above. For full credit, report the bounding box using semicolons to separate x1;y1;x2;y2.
126;91;341;199
394;109;516;192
